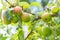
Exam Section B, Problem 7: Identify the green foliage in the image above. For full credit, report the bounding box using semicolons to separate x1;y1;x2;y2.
30;2;41;8
0;0;60;40
51;6;59;14
41;0;49;7
11;15;18;23
18;29;24;40
19;2;30;9
42;27;52;37
0;35;7;40
3;10;12;25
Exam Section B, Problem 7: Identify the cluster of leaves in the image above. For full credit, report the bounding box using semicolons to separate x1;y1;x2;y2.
0;0;60;40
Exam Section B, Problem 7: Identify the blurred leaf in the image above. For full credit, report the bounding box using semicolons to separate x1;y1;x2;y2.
19;2;30;9
35;27;43;37
58;0;60;3
0;35;7;40
30;2;41;8
2;6;6;10
11;32;18;40
41;0;49;7
42;27;52;37
18;29;24;40
49;35;55;40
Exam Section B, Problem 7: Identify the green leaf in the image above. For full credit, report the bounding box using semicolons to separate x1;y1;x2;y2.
30;2;41;8
16;0;20;5
18;29;24;40
41;0;49;7
19;2;30;9
11;32;18;40
58;0;60;3
42;27;52;37
0;35;7;40
51;6;59;14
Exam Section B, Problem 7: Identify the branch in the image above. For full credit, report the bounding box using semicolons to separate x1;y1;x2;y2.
5;0;11;5
34;16;41;21
29;13;35;15
51;14;58;17
33;13;58;21
24;30;33;40
24;21;37;40
5;0;15;7
24;13;58;40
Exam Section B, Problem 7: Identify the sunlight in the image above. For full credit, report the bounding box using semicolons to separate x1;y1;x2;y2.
0;3;3;9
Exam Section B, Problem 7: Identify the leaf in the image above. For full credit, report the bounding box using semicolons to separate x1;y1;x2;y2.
16;15;24;40
51;6;59;14
41;0;49;7
15;0;20;5
42;27;52;37
35;27;43;37
58;0;60;3
11;32;18;40
49;35;55;40
30;2;41;8
11;29;24;40
0;35;7;40
5;9;13;21
18;29;24;40
19;2;30;9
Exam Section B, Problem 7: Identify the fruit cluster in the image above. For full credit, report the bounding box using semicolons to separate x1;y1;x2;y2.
1;5;59;25
1;6;31;25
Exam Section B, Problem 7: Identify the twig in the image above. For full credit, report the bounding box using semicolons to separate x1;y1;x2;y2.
24;30;33;40
5;0;15;7
29;13;35;15
51;14;58;17
33;13;58;21
5;0;11;5
24;20;37;40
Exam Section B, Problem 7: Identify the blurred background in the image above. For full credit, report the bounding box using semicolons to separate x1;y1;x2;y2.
0;0;60;40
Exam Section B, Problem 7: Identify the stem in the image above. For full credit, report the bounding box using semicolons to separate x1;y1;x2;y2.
24;30;33;40
33;13;58;22
24;21;36;40
5;0;11;5
5;0;15;7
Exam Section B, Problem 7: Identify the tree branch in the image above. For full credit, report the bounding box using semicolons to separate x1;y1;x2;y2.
51;14;58;17
24;30;33;40
5;0;11;5
24;13;58;40
5;1;59;40
5;0;15;7
32;13;58;21
24;20;37;40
